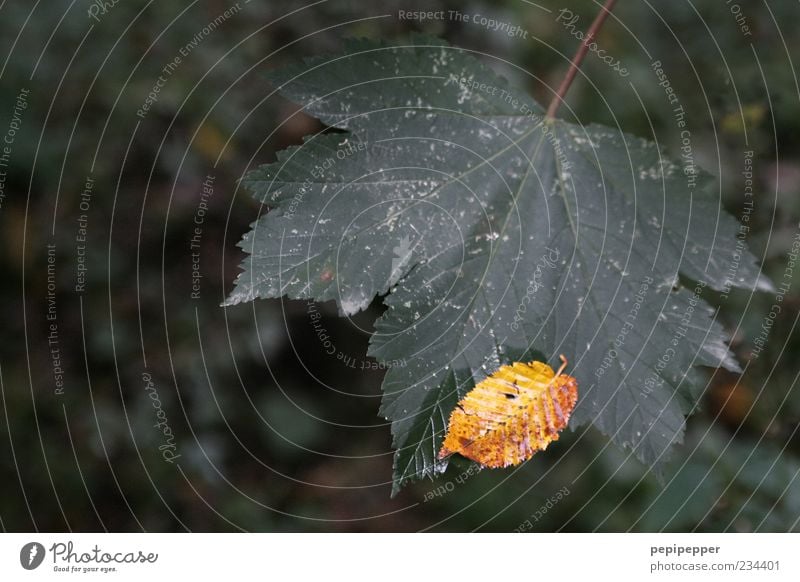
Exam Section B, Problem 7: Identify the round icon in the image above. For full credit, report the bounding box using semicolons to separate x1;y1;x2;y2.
19;542;45;570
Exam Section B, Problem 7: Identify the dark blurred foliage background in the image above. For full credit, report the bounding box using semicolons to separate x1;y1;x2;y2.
1;0;799;532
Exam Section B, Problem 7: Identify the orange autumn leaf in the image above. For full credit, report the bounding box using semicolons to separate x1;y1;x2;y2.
439;355;578;468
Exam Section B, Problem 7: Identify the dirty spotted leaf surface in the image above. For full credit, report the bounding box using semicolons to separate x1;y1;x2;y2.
439;358;578;468
227;36;768;494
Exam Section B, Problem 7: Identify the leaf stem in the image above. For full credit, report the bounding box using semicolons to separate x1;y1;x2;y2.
545;0;619;120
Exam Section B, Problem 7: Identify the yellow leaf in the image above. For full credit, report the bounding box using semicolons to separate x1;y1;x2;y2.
720;104;766;135
439;355;578;468
193;122;233;163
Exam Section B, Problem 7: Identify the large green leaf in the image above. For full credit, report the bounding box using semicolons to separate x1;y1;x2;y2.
226;36;770;495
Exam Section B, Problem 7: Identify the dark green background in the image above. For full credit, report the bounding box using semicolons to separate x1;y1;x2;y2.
1;0;798;531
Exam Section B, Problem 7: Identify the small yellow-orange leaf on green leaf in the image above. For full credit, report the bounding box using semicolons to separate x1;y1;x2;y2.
439;355;578;468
